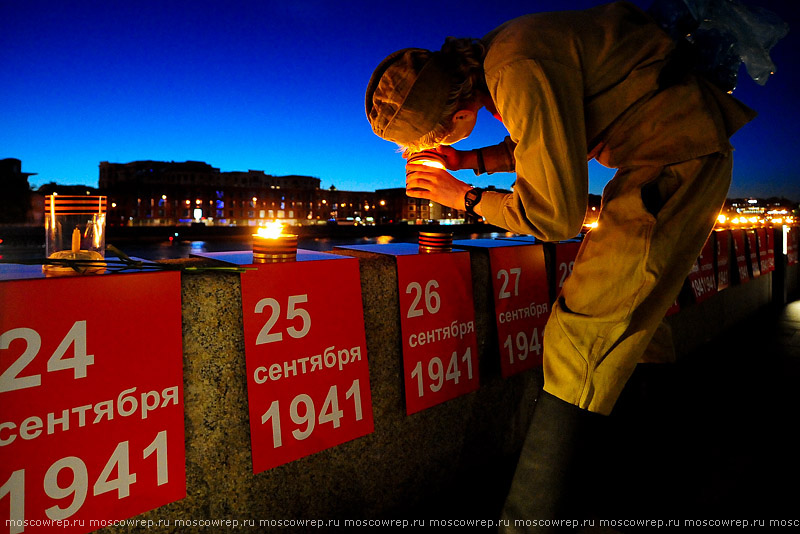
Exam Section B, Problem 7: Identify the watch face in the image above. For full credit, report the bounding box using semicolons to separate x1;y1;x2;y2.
465;188;482;214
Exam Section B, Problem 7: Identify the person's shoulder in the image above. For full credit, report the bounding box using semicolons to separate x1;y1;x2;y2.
482;10;581;76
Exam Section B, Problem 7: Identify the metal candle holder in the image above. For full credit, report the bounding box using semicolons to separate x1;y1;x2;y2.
418;231;453;254
252;234;298;263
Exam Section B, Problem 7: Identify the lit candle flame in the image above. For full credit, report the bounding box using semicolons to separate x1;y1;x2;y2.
256;222;284;239
408;152;446;170
417;159;445;169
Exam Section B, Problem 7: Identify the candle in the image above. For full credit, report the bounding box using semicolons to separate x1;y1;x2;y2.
253;222;298;263
406;152;447;194
71;227;81;253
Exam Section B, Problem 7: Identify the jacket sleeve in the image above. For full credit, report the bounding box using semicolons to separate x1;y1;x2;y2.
480;59;588;241
481;136;516;174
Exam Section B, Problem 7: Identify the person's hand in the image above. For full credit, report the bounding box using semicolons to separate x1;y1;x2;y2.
432;145;467;171
405;163;472;211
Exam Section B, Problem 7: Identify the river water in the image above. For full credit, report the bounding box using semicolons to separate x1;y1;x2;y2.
0;231;518;262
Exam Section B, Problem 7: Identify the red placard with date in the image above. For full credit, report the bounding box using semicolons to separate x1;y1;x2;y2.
687;234;717;304
765;227;775;272
732;229;750;284
715;229;731;291
396;252;479;415
745;229;761;278
788;227;799;266
758;227;775;273
554;241;582;293
489;245;548;377
240;258;373;474
1;272;185;534
756;228;769;274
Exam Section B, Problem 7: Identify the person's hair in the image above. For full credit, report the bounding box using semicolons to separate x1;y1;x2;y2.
401;37;487;152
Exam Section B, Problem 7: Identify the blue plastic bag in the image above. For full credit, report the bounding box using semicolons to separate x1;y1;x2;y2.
648;0;789;91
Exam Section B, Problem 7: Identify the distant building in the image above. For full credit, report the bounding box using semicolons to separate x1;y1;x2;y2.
98;160;321;226
96;160;477;228
316;186;378;224
375;188;470;225
0;158;37;224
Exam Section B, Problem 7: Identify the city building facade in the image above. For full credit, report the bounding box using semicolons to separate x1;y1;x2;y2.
97;160;468;227
99;160;321;227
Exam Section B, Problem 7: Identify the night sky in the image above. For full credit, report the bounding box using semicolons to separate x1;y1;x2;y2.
2;0;797;199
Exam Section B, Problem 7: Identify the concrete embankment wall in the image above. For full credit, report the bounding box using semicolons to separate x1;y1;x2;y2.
98;231;798;533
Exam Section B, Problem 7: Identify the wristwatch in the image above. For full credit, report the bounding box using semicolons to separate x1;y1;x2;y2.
464;187;484;216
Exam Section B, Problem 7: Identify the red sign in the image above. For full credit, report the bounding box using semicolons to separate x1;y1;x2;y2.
715;229;731;291
765;227;775;273
745;229;761;278
397;252;479;415
687;235;717;304
1;272;185;534
756;228;768;274
554;241;581;293
731;230;750;284
789;227;799;266
665;299;680;317
240;258;373;474
489;245;548;377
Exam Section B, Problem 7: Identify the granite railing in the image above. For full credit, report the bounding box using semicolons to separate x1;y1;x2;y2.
8;227;792;533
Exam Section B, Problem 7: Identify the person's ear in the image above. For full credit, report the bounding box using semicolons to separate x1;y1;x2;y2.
452;109;477;123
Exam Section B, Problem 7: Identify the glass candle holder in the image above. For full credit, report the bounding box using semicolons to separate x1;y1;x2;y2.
406;152;446;195
418;231;453;253
44;195;107;276
406;151;446;169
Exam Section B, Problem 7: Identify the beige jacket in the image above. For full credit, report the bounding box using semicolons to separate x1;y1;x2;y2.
477;1;755;241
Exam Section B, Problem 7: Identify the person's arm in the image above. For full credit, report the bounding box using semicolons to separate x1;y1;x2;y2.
433;138;516;175
479;58;588;241
476;137;516;174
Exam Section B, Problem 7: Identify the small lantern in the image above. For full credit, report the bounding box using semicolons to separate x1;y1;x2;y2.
43;195;107;276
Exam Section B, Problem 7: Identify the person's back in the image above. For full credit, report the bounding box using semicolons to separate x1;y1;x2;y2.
480;1;754;172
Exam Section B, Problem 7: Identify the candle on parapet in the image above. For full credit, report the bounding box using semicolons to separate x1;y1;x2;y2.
252;222;298;263
418;231;453;254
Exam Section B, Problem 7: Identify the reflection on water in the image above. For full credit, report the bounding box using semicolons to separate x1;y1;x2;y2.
104;235;407;260
1;232;518;262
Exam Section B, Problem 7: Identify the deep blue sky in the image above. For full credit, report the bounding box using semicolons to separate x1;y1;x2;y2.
1;0;796;199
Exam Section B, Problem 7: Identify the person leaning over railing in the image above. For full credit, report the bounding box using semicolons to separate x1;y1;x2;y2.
364;1;769;530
